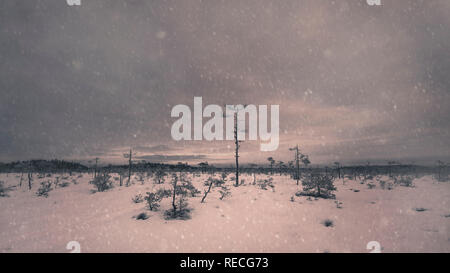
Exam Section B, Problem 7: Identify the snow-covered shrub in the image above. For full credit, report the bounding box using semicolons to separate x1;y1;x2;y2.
165;194;191;220
218;185;231;200
378;179;386;189
378;178;394;190
322;219;334;227
153;169;166;184
0;181;11;197
59;181;70;188
296;174;336;199
165;173;197;219
137;173;145;184
201;177;228;203
36;181;52;197
136;212;149;220
180;174;200;197
132;193;144;203
145;189;171;211
394;176;414;187
90;173;113;192
257;177;274;190
201;177;216;203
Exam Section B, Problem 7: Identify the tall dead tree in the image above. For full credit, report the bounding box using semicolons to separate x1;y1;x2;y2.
289;145;301;185
124;149;134;187
27;161;33;190
289;145;310;186
233;111;243;187
224;105;245;187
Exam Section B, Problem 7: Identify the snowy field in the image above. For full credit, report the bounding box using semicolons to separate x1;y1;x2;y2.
0;172;449;253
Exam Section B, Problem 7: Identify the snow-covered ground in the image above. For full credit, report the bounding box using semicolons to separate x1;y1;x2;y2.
0;172;449;253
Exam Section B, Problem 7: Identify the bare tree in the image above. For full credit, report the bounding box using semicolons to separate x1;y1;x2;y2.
334;162;341;179
123;149;135;187
27;161;33;190
233;111;244;186
224;105;245;187
289;146;300;185
289;145;310;185
19;171;23;188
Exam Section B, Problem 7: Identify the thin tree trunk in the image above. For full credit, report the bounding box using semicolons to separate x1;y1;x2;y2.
127;149;132;186
28;172;32;190
19;172;23;187
234;113;239;187
172;176;178;217
201;181;213;203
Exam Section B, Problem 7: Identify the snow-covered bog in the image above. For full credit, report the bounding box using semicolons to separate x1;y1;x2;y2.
0;172;449;253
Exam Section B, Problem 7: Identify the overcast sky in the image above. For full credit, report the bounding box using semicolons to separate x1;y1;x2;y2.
0;0;449;166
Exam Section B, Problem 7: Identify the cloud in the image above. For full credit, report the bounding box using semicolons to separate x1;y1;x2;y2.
133;145;174;153
0;0;449;164
136;154;207;163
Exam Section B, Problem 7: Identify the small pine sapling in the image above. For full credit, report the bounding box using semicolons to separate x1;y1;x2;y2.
297;173;336;199
36;181;53;197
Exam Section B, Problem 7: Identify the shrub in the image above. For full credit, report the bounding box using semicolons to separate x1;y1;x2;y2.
164;195;191;220
218;185;231;200
132;193;144;203
257;177;275;191
323;219;334;227
0;181;11;197
395;176;414;187
201;177;218;203
36;181;52;197
136;212;149;220
90;173;113;192
145;189;171;211
165;173;198;219
367;183;376;189
181;176;200;197
297;174;336;199
153;169;166;184
137;173;145;183
59;181;70;188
